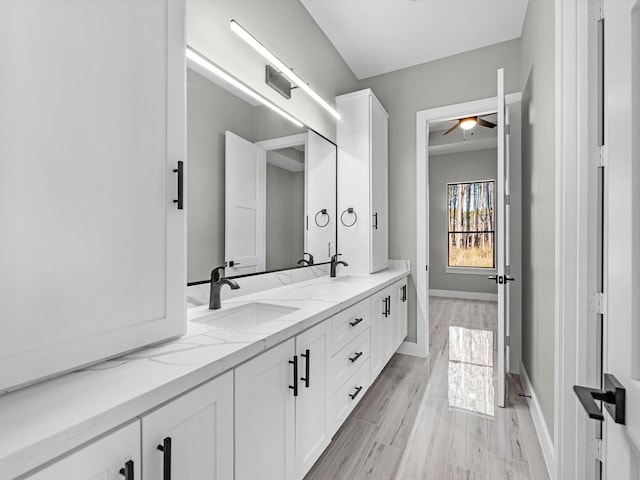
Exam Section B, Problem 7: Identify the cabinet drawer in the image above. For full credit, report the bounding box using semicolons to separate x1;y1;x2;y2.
328;358;370;433
331;302;370;354
329;328;371;396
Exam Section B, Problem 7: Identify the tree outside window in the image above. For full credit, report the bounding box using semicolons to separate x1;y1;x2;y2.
447;180;495;268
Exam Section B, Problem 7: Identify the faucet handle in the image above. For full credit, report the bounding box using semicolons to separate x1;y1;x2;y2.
331;253;342;262
211;265;225;282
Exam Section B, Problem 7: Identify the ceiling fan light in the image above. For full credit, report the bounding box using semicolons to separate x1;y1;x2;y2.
460;117;477;130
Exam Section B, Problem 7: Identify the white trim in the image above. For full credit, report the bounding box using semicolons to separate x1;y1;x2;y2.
429;289;497;302
429;137;497;156
521;362;555;479
255;132;307;151
445;266;497;276
415;92;522;364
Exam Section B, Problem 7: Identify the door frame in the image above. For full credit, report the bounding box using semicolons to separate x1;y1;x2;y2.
410;93;521;360
554;1;598;479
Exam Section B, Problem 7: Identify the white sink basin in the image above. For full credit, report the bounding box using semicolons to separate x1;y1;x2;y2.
192;302;299;331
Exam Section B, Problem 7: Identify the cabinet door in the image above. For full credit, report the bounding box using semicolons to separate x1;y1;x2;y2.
26;421;140;479
369;95;389;273
369;289;387;379
0;0;186;391
235;339;296;480
141;372;233;480
295;321;331;478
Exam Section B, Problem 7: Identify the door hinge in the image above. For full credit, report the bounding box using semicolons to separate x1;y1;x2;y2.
506;335;510;347
505;194;511;205
588;437;603;462
589;292;606;315
505;265;511;275
426;264;429;271
592;145;607;168
505;124;511;135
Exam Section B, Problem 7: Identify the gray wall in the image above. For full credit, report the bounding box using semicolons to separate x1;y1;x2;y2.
520;0;556;435
429;148;498;294
187;69;256;282
266;163;304;270
357;39;521;343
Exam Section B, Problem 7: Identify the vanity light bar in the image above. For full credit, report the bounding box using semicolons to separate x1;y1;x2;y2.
186;46;304;128
230;20;341;120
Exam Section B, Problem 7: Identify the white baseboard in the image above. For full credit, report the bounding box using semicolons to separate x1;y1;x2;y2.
519;362;554;478
429;289;498;302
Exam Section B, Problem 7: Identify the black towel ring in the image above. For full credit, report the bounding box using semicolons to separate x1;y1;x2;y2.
340;207;358;227
315;209;330;227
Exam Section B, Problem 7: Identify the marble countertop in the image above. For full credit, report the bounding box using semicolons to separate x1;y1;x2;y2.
0;263;410;479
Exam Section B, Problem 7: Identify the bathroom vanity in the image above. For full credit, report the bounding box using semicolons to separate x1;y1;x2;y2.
0;264;409;479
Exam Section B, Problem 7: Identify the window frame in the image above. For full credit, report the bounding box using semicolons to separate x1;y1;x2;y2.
445;178;497;273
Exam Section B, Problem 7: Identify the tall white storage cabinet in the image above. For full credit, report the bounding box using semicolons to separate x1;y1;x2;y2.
337;89;389;274
0;0;186;392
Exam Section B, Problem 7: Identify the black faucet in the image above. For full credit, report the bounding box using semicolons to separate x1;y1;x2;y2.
297;252;315;266
209;266;240;310
330;254;348;277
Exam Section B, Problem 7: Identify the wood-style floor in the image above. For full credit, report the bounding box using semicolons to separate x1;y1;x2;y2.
305;296;550;480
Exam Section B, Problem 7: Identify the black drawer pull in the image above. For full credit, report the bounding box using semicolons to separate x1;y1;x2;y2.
349;317;364;327
373;212;378;230
289;355;298;397
349;351;363;363
173;161;184;210
382;297;388;317
349;386;363;400
301;349;310;388
387;295;391;315
119;460;134;480
156;436;172;480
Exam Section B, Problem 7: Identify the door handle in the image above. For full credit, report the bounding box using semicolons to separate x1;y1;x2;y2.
573;373;626;425
119;460;135;480
173;161;184;210
373;212;378;230
505;276;516;283
301;349;310;388
387;295;391;315
227;260;241;267
488;275;498;283
382;297;388;317
289;356;299;397
156;437;172;480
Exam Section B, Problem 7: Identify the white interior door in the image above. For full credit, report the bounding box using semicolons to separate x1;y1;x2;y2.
496;68;509;408
306;130;336;263
225;131;266;276
601;0;640;476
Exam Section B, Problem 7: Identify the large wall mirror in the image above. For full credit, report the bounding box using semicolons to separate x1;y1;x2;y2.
187;59;337;283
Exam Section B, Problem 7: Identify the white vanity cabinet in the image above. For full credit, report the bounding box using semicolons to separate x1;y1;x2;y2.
0;0;187;392
141;372;234;480
235;321;331;480
337;89;389;275
25;422;140;480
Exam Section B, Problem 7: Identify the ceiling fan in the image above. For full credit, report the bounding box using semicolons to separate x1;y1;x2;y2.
443;115;497;135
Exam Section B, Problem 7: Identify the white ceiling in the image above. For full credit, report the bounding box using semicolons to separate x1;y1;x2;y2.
301;0;529;80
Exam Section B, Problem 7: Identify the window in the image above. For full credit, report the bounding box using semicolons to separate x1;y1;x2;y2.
447;180;495;268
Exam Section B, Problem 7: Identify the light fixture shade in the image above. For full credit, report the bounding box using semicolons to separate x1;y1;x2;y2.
186;46;304;128
460;117;477;130
230;19;341;120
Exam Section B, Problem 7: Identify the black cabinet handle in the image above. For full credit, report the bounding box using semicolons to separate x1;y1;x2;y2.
119;460;134;480
402;285;407;302
349;386;363;400
373;212;378;230
349;351;363;363
349;317;364;327
301;349;310;388
173;161;184;210
382;298;388;318
156;437;172;480
387;295;391;315
574;373;626;425
289;355;298;397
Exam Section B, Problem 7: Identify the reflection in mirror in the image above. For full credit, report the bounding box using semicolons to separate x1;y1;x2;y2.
187;61;337;283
